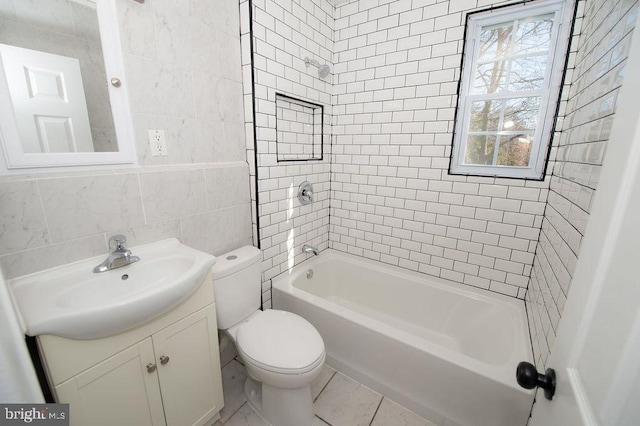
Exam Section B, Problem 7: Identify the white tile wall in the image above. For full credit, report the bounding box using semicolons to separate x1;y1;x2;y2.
249;0;605;321
240;0;260;266
0;0;254;278
527;0;639;368
246;0;334;307
329;0;554;299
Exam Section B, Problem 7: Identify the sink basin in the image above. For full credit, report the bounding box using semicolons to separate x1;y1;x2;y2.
9;238;216;340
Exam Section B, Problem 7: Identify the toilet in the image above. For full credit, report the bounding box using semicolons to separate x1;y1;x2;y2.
211;245;325;426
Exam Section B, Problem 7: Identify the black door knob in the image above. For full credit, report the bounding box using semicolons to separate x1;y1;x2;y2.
516;361;556;400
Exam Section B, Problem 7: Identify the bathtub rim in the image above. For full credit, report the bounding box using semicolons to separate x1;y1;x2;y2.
271;249;534;392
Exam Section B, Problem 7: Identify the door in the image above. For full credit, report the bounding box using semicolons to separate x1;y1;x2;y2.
55;338;166;426
152;305;224;426
0;273;43;402
0;44;93;153
528;14;640;426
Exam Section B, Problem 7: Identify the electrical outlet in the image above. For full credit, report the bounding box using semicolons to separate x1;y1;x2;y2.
148;130;168;156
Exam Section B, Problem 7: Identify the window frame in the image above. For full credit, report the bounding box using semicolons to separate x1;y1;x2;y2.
450;0;575;180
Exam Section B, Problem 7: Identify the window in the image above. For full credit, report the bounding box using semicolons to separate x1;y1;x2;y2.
450;0;574;179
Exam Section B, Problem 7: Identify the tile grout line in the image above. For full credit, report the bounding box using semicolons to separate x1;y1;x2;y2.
220;401;249;425
368;396;384;426
33;180;54;247
313;370;337;403
218;358;248;425
315;414;331;426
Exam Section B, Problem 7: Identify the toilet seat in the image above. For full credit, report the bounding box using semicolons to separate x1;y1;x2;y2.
236;310;325;375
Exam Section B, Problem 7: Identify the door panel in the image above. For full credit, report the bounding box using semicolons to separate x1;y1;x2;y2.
0;43;93;153
153;305;224;426
55;338;165;426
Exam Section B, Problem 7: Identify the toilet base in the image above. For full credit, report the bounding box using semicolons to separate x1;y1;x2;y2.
243;377;264;416
243;377;315;426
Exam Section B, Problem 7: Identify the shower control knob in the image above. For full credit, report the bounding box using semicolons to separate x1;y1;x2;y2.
516;361;556;400
298;181;314;205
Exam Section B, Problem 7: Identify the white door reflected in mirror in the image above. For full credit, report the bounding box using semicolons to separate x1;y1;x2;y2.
0;44;94;154
0;0;136;172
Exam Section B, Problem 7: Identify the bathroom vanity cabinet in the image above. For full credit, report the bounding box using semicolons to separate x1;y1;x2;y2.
36;272;224;426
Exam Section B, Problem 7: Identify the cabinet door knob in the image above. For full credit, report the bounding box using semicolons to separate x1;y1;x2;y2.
159;355;170;365
146;363;157;373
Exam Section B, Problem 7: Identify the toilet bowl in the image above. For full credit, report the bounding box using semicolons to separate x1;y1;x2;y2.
211;246;325;426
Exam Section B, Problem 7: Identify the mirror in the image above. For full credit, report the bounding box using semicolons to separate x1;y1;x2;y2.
0;0;135;170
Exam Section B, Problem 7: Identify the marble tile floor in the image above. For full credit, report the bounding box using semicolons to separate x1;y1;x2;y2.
213;358;437;426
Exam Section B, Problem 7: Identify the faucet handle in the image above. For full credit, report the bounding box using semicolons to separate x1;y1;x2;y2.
298;181;314;205
108;234;127;251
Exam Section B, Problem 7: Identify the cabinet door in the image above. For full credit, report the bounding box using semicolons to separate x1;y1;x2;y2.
152;305;224;426
55;338;166;426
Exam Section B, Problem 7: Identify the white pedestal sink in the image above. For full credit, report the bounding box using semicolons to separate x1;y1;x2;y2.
9;238;216;339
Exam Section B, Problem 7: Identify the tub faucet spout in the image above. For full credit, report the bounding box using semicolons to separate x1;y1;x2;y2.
302;244;319;256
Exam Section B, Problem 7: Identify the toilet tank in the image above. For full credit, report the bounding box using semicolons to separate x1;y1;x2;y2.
211;245;262;329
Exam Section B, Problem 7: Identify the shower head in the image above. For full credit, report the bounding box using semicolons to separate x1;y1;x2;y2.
304;57;331;79
318;64;331;79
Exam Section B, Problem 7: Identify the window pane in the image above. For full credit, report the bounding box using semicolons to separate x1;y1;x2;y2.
497;134;533;166
503;97;540;130
472;61;508;94
513;15;554;55
478;23;513;62
469;100;501;132
464;135;496;165
509;55;548;91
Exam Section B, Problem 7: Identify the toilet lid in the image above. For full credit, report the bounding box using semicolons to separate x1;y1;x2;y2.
236;310;325;374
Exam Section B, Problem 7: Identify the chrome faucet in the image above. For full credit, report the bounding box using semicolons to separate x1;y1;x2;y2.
301;244;319;256
93;234;140;273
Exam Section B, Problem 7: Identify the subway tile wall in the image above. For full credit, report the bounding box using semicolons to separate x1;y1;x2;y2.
240;0;260;268
246;0;334;307
0;0;254;278
329;0;559;299
527;0;639;368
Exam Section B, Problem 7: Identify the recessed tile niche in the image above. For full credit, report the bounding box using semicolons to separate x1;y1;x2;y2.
275;94;323;162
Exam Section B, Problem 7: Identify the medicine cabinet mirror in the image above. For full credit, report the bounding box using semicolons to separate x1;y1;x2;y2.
0;0;136;171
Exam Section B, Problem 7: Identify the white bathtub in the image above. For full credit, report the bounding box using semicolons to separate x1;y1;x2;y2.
272;250;534;426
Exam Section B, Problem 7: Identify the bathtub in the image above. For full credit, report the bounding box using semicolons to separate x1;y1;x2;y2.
272;250;534;426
